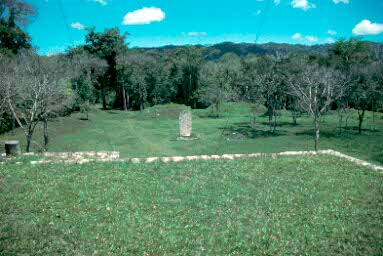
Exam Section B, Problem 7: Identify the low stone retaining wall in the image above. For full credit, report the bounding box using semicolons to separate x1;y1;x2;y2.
1;151;120;159
0;150;382;173
131;150;383;172
0;150;383;173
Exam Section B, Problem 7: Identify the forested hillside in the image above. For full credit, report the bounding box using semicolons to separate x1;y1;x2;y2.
137;41;383;60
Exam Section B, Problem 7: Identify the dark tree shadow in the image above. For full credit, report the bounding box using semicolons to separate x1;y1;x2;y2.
372;153;383;165
221;123;287;139
105;111;120;115
259;121;301;127
343;126;379;133
295;130;340;138
295;129;359;140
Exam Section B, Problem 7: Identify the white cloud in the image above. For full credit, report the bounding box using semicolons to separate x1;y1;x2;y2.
333;0;349;4
71;22;85;30
326;38;336;43
187;32;208;37
306;36;319;42
93;0;107;6
292;33;303;40
122;7;166;25
291;0;316;11
352;19;383;36
257;10;261;15
293;33;320;43
328;30;337;36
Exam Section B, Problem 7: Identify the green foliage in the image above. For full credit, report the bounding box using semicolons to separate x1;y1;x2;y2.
172;46;208;108
0;23;32;55
330;38;370;68
0;0;36;55
84;27;128;62
84;27;129;109
199;56;241;116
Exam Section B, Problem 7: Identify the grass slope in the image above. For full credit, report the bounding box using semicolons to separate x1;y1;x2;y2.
1;155;382;254
1;103;382;165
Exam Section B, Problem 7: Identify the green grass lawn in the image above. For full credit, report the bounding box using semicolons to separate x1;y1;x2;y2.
1;102;383;165
1;155;382;254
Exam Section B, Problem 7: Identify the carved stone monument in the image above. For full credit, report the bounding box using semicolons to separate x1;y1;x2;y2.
179;110;192;137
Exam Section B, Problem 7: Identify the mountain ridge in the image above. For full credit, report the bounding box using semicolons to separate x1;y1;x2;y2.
134;41;383;60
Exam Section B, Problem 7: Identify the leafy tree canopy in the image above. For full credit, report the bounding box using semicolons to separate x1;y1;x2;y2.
84;27;128;63
0;0;36;55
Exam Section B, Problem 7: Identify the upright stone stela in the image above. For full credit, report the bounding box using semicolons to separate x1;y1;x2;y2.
179;110;192;137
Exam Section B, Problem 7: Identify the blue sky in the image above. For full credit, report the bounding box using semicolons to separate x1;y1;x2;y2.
26;0;383;55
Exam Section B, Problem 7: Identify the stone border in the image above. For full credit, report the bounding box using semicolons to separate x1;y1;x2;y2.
1;151;120;158
0;150;382;173
133;150;383;172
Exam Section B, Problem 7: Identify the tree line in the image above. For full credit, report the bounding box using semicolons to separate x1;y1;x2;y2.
0;0;382;152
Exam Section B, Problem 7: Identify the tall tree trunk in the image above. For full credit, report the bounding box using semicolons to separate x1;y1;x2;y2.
101;85;107;110
193;98;197;109
114;87;124;110
85;100;89;120
267;97;273;131
43;115;48;152
126;93;130;110
345;101;350;129
140;97;144;111
291;107;297;126
26;129;33;153
273;108;277;133
372;99;376;131
339;108;343;134
345;112;350;129
12;114;15;136
358;109;365;134
122;86;127;111
252;112;257;127
314;117;320;151
216;101;220;117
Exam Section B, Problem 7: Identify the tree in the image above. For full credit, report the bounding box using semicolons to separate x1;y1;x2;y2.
0;0;36;55
117;52;151;111
84;27;128;110
330;38;371;134
0;60;7;132
172;47;206;109
351;62;379;134
245;56;285;133
67;47;108;115
330;38;369;65
200;53;241;116
288;63;350;151
145;52;174;106
279;54;309;126
117;51;175;111
2;53;74;152
240;55;264;126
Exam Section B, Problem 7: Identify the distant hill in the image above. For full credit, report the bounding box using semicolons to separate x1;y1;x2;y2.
135;41;383;60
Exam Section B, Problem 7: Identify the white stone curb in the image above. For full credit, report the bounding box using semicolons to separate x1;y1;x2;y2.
0;149;382;172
